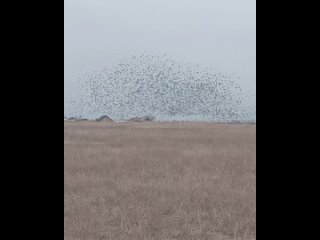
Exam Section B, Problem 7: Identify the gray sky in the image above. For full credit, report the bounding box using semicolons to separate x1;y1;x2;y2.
65;0;256;109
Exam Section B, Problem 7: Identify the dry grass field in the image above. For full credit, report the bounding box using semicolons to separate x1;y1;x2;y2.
64;121;256;240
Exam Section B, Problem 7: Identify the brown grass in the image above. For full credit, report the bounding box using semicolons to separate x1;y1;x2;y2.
64;122;256;240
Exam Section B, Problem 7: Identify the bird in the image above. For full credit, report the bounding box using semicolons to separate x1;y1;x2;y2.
65;53;255;122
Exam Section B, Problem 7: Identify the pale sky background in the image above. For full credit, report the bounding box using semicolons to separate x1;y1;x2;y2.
64;0;256;116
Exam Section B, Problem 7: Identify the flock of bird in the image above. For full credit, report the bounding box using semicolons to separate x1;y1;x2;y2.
65;54;255;122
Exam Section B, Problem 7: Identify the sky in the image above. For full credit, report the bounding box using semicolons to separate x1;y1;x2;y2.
64;0;256;118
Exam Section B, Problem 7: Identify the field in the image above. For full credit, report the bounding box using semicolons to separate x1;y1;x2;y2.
64;121;256;240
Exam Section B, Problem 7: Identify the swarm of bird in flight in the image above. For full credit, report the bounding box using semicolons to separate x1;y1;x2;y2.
66;54;255;122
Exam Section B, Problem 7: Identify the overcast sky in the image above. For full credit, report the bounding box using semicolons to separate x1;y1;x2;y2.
65;0;256;103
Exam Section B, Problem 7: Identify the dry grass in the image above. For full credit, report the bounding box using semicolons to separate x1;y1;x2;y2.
64;122;256;240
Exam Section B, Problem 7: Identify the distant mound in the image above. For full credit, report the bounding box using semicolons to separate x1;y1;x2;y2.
95;115;114;122
64;117;88;122
128;116;154;122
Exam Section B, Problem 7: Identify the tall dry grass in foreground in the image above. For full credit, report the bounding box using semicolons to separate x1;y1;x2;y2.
64;122;256;240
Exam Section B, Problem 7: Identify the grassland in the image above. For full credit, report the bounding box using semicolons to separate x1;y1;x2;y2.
64;121;256;240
